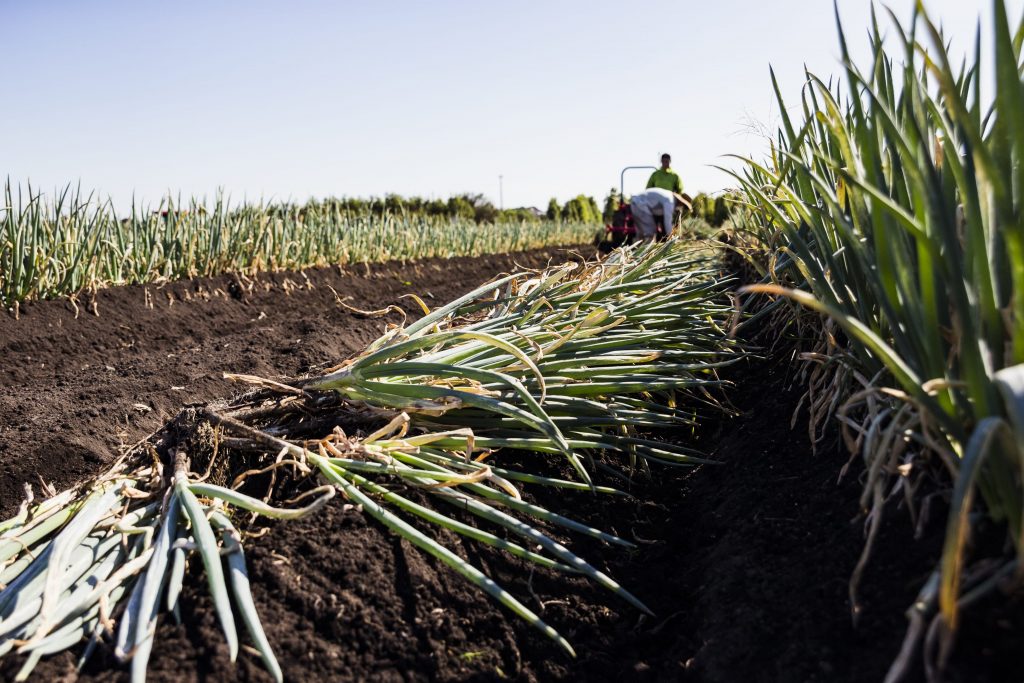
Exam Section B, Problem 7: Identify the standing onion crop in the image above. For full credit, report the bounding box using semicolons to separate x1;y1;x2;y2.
731;1;1024;675
0;183;597;311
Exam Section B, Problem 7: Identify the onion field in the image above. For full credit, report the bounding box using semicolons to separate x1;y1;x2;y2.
2;3;1024;682
0;185;596;313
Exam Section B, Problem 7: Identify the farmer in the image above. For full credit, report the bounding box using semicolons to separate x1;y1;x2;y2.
646;153;684;194
629;188;690;242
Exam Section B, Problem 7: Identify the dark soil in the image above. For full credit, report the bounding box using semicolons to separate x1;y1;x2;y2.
0;249;579;514
1;249;1020;682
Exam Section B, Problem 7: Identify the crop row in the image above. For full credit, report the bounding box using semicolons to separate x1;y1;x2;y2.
0;185;597;310
734;1;1024;673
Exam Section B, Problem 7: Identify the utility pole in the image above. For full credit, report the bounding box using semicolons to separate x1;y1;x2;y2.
499;175;504;210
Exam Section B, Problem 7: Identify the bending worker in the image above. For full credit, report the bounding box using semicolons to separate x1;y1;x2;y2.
630;188;690;242
647;153;683;194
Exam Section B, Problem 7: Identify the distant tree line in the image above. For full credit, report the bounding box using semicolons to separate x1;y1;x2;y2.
690;192;742;227
262;190;741;227
546;195;602;224
264;193;603;225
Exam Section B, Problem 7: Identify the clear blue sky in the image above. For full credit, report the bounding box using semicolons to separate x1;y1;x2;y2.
3;0;1018;211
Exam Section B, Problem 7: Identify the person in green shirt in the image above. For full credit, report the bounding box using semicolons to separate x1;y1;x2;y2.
646;153;683;194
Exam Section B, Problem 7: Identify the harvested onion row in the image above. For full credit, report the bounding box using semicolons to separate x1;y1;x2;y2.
1;240;739;680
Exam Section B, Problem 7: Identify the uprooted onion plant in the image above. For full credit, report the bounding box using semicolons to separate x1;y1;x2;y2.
0;240;740;681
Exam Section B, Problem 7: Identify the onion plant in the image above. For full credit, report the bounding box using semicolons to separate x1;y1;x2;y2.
0;448;334;682
0;240;738;680
730;0;1024;673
